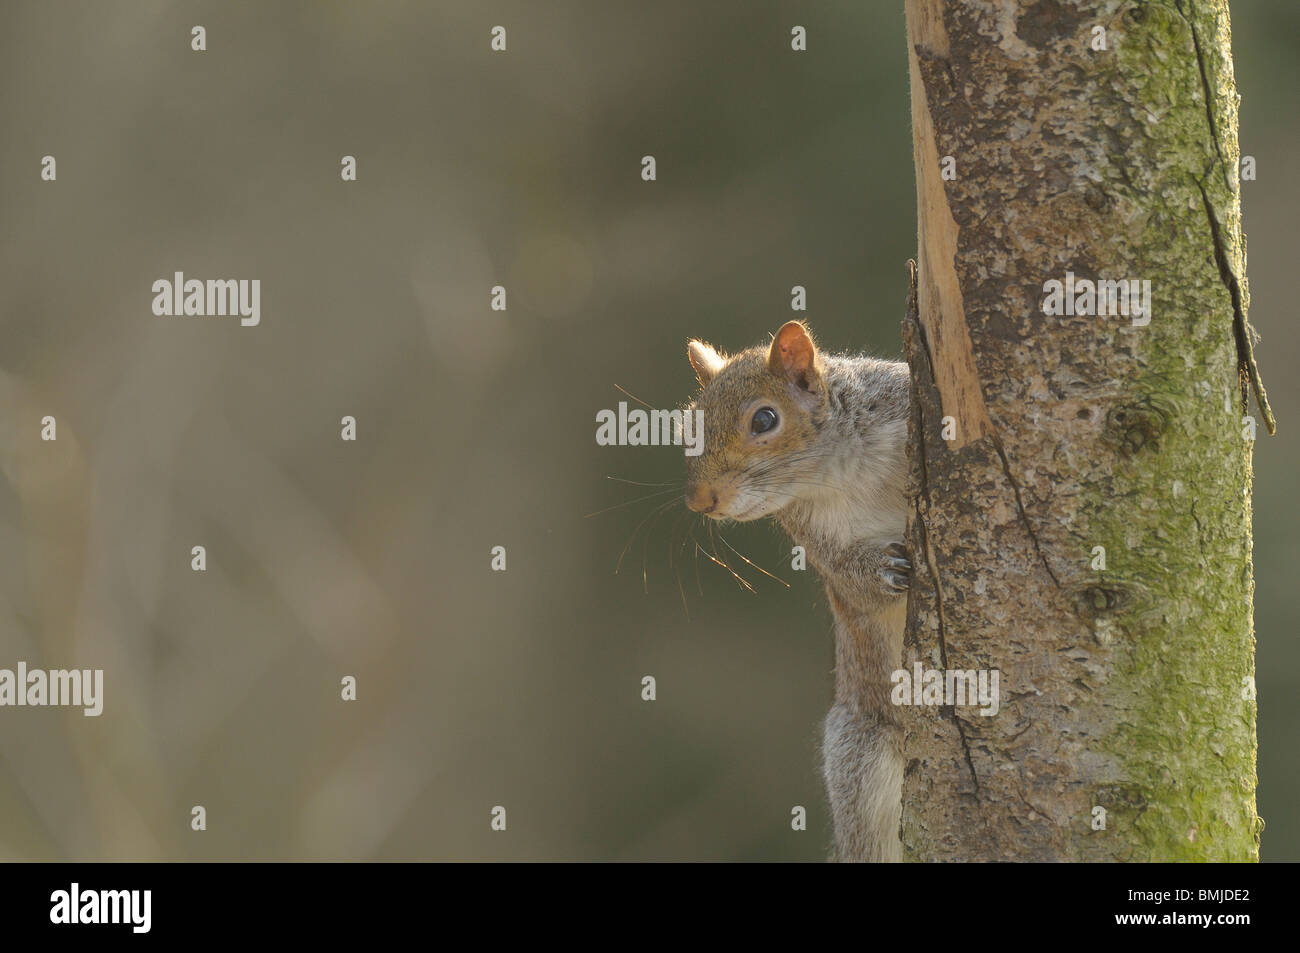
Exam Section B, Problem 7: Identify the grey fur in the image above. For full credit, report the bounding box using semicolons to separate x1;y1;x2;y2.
686;340;911;861
782;355;910;863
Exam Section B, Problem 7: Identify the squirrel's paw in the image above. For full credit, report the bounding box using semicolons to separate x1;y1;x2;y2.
878;541;911;593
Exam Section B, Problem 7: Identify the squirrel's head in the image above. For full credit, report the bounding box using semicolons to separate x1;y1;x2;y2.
683;321;830;521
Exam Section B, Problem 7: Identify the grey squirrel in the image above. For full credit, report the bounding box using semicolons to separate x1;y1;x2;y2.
684;320;910;862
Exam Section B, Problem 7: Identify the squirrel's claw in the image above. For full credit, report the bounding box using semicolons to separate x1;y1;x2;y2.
879;542;911;593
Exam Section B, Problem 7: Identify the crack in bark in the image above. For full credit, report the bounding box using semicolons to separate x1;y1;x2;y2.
1181;0;1228;184
992;436;1062;588
1190;498;1207;559
1194;177;1276;435
1179;0;1276;434
914;399;980;796
906;262;980;796
1019;796;1053;825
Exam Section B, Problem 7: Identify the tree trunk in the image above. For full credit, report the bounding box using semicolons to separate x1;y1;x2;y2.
900;0;1268;861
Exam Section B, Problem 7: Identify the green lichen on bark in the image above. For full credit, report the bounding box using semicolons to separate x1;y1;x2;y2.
1089;0;1260;860
902;0;1260;861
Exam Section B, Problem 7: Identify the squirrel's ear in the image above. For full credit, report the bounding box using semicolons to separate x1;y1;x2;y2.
687;340;726;387
768;321;821;392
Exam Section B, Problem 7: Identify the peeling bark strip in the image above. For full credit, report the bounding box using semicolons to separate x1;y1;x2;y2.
900;0;1261;861
907;0;995;450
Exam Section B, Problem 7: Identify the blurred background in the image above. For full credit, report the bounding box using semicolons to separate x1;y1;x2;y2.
0;0;1294;861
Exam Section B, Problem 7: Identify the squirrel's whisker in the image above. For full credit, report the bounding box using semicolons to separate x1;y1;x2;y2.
615;496;680;576
668;508;692;570
690;524;705;597
715;530;791;589
694;534;741;584
706;520;756;593
604;475;680;488
667;511;694;619
613;383;656;409
640;498;681;592
585;486;681;519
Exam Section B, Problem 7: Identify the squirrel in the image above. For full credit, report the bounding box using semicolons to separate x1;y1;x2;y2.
683;320;910;862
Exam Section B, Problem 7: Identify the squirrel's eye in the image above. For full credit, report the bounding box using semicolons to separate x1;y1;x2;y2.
750;407;779;435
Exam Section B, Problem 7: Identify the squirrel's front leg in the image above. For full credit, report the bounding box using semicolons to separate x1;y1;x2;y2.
822;539;911;604
875;540;912;595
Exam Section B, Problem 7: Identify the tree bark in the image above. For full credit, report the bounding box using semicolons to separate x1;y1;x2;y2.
900;0;1267;861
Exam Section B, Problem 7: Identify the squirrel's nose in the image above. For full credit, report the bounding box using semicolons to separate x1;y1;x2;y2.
686;485;718;514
